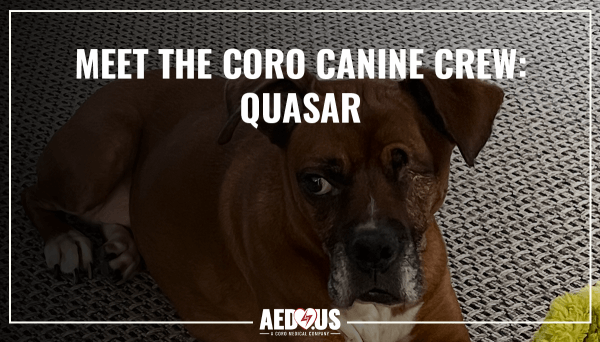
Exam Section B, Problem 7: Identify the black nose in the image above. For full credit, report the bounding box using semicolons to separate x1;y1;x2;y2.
348;231;401;272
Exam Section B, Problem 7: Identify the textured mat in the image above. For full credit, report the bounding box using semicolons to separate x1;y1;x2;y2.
5;3;599;342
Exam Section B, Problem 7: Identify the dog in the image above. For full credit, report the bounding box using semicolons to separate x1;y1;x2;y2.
22;67;503;341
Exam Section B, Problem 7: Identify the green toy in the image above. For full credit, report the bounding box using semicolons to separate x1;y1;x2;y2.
532;283;599;342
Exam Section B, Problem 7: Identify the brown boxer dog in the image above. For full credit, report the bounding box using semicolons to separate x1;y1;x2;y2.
21;68;503;342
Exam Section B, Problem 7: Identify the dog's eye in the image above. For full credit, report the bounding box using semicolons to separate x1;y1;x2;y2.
304;175;333;195
391;148;408;169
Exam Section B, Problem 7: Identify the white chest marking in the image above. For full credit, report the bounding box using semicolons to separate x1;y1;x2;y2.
339;302;423;342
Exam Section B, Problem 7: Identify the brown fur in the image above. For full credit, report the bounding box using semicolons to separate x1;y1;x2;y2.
22;68;503;342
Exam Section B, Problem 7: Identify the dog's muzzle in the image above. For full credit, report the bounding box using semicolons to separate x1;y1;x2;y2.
328;220;423;308
348;229;401;273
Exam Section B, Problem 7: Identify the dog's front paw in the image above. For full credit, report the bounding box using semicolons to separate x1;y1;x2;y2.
99;224;142;284
44;229;93;283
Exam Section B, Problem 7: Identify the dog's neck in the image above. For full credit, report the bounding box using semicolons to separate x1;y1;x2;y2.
338;302;423;342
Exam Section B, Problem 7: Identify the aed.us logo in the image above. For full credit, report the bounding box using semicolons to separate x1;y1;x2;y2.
259;308;342;337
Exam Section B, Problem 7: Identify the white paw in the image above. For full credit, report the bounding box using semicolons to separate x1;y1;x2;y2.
45;229;93;278
100;224;141;282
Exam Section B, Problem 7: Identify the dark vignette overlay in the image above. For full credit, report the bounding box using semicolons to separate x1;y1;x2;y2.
8;11;594;342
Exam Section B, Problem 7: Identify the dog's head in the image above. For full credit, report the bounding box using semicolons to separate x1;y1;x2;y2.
219;69;504;308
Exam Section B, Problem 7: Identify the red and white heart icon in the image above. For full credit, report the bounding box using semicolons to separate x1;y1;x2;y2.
294;308;318;330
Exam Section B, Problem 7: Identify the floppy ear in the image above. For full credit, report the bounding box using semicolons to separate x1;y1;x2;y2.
217;70;317;147
403;68;504;166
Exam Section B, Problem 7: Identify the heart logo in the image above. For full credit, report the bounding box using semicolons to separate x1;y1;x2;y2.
294;308;318;330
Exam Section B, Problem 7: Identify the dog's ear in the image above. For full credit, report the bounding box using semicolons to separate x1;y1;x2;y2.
403;68;504;166
217;70;317;147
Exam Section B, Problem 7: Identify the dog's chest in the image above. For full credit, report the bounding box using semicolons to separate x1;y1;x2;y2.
339;302;423;342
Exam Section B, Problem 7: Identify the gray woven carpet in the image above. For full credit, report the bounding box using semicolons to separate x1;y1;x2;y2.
5;2;599;341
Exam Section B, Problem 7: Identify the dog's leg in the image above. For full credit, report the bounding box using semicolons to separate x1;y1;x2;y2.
98;223;142;284
21;80;144;283
22;186;93;282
